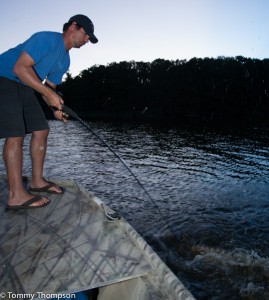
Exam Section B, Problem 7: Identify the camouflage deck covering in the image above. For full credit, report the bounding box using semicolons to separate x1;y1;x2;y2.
0;176;194;300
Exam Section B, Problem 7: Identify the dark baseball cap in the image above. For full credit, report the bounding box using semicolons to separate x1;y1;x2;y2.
69;14;98;43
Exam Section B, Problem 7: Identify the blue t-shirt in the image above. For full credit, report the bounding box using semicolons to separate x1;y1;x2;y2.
0;31;70;85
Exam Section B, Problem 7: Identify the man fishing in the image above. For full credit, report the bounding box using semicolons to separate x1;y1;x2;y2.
0;14;98;210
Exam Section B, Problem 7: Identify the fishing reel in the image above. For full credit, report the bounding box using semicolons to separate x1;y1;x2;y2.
50;106;69;120
61;111;69;119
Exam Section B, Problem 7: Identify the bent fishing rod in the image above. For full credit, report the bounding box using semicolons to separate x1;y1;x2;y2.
53;102;184;247
58;104;171;225
63;106;163;205
48;81;180;243
46;83;168;223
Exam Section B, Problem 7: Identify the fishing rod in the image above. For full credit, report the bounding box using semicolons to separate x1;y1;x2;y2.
46;83;168;224
60;104;170;226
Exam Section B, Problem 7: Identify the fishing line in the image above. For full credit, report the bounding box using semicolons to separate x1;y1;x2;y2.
61;104;172;230
46;82;173;233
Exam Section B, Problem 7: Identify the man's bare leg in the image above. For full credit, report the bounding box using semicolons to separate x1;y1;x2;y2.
3;137;49;207
29;129;62;193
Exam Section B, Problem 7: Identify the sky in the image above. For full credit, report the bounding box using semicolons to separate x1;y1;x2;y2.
1;0;269;77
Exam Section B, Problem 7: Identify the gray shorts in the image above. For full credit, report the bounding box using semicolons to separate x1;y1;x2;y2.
0;77;49;139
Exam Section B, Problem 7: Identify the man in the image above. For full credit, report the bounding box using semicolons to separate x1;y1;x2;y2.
0;14;98;210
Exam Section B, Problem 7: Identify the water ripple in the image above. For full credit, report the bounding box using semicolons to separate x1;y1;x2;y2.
0;121;269;299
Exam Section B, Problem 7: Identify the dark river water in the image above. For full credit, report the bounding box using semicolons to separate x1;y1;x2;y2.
1;120;269;300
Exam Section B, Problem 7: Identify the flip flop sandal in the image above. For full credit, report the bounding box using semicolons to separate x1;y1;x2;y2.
6;195;51;211
29;181;64;194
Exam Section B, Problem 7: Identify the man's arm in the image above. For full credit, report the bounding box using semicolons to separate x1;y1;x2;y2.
42;80;68;122
42;80;57;106
13;51;63;110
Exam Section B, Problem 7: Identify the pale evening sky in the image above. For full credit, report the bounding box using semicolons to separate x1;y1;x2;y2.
1;0;268;77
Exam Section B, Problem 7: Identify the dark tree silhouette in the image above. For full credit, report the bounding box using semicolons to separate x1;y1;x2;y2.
56;57;269;127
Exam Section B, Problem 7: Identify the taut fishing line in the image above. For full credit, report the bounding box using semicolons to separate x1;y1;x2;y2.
61;104;176;236
47;82;174;232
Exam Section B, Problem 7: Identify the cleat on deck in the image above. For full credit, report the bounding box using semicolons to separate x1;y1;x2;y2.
101;203;121;221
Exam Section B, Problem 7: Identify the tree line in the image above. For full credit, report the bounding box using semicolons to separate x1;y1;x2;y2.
51;56;269;127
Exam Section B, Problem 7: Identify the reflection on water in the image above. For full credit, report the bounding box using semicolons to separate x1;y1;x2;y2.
1;121;269;299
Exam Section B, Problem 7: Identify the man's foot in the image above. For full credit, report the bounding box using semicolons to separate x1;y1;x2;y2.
6;195;50;211
29;179;64;194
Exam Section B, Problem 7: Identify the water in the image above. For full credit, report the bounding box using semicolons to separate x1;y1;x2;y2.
1;121;269;299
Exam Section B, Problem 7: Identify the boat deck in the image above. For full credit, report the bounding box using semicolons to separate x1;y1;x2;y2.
0;176;195;300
